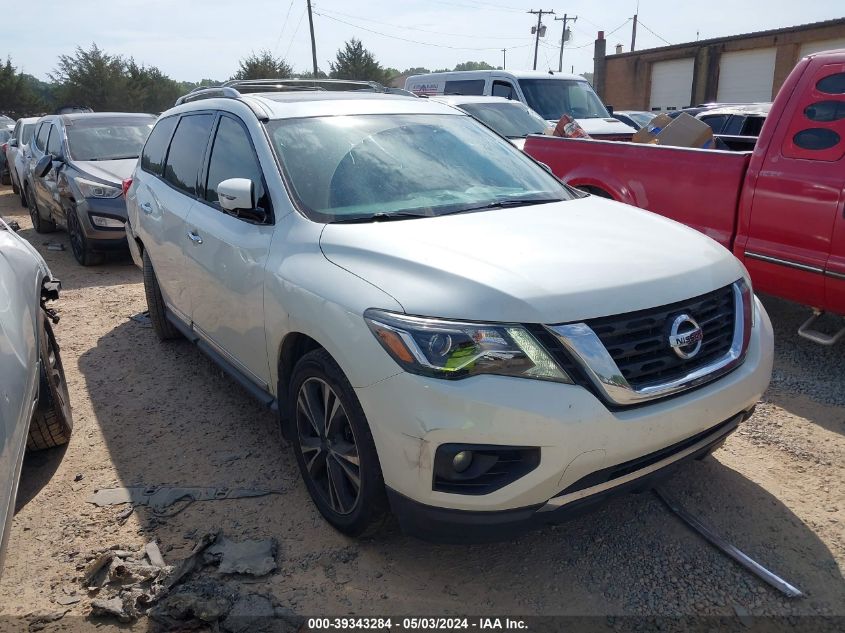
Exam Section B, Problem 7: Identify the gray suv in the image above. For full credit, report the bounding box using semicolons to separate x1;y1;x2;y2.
25;113;155;265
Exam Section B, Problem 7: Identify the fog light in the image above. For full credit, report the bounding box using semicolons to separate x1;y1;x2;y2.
452;450;473;473
90;215;124;229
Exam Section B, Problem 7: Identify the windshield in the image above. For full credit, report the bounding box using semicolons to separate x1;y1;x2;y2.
266;113;570;223
518;79;610;121
628;112;657;127
21;123;35;145
66;117;154;161
458;102;548;138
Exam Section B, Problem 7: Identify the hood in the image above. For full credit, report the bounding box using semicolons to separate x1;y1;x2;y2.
320;197;744;324
570;117;637;136
73;158;138;185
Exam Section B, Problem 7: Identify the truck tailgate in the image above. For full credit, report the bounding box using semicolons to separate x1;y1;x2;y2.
524;136;752;249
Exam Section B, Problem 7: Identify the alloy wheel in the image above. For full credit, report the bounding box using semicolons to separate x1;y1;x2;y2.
44;325;72;422
295;377;362;515
67;210;85;263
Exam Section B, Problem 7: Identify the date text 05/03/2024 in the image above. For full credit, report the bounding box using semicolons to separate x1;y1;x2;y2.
307;618;529;630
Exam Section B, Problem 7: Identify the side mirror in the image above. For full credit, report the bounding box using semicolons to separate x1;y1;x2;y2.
35;154;55;178
217;178;266;222
9;138;17;148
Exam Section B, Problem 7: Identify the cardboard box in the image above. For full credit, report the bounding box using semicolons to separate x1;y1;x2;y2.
633;112;714;148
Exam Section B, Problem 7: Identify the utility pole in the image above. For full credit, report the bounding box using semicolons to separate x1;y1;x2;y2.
631;12;638;52
502;48;507;69
528;9;555;71
554;13;577;72
306;0;318;77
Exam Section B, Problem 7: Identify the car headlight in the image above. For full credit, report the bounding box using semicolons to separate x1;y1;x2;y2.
364;309;572;383
75;177;122;199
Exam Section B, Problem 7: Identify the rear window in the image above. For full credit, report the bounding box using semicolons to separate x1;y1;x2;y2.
458;102;548;138
163;114;214;196
141;116;178;176
444;80;485;96
66;116;154;162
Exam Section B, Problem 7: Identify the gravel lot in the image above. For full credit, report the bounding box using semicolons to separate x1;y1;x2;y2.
0;187;842;630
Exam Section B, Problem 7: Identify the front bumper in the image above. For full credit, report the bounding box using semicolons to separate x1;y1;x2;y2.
354;297;773;540
74;196;128;250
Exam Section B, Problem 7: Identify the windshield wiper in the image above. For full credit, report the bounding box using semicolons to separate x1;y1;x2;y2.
448;198;560;214
330;211;432;224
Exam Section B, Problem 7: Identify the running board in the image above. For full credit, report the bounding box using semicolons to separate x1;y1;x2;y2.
798;310;845;346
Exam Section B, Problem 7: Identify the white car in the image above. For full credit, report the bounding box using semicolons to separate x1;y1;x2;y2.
125;84;773;541
405;69;636;139
6;117;39;205
429;95;550;149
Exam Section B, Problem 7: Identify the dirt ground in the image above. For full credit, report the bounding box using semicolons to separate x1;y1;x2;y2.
0;186;842;630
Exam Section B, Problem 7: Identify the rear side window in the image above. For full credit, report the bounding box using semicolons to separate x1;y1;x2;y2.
700;114;728;133
141;116;178;176
492;81;516;99
34;123;50;151
205;116;269;213
444;79;484;95
21;123;35;145
163;114;214;196
46;126;62;155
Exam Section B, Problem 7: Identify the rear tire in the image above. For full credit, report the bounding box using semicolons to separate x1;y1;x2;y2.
28;188;57;233
288;349;388;537
27;319;73;450
143;251;180;341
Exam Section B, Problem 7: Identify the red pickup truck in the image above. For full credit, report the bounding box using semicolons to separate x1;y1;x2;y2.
525;50;845;345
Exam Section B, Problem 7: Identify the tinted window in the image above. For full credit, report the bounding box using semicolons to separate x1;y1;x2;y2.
46;126;63;155
700;114;729;133
518;79;610;120
443;80;485;95
793;128;840;150
491;81;515;99
741;116;765;136
805;100;845;122
66;116;154;161
817;73;845;95
723;116;744;136
34;123;50;151
141;116;178;176
21;123;35;145
459;102;547;138
205;116;268;212
163;114;214;196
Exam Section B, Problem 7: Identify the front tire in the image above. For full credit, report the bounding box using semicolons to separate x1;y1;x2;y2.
142;251;180;341
288;349;387;537
67;207;105;266
28;319;73;450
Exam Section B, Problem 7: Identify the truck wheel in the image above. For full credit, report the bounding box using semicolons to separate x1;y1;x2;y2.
288;349;388;537
27;319;73;450
27;188;56;233
142;251;180;341
67;207;105;266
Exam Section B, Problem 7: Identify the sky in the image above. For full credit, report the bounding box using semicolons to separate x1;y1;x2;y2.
5;0;843;82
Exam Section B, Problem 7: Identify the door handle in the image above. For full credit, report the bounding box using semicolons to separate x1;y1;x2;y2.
140;202;153;215
187;231;203;245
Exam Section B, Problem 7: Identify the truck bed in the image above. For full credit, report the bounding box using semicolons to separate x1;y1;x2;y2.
524;136;753;249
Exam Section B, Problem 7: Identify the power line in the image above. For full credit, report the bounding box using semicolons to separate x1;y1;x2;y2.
637;19;672;46
316;7;528;40
273;0;296;55
566;17;632;49
283;7;307;61
313;10;531;51
528;9;555;70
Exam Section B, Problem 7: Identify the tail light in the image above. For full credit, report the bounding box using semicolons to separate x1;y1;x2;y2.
121;178;133;197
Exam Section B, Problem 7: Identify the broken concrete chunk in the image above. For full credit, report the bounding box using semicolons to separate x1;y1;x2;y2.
82;551;114;588
145;540;166;568
162;531;219;590
91;596;133;623
204;535;277;576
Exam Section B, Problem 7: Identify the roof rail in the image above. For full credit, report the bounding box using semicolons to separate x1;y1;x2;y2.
221;78;387;93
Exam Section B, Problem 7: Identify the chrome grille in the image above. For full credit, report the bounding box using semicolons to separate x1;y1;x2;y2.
586;285;735;389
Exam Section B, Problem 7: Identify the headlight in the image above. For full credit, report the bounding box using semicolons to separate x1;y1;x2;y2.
75;177;121;199
364;309;572;383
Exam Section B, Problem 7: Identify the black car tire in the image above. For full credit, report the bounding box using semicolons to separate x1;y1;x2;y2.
27;318;73;450
142;251;180;341
1;170;10;186
66;206;105;266
27;187;56;233
288;348;388;537
11;179;19;195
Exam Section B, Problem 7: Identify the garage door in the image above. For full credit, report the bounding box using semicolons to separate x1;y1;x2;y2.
800;38;845;58
649;58;694;111
717;49;776;102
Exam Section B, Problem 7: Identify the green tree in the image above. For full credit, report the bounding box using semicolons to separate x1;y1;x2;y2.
402;67;431;76
232;50;293;80
453;61;495;71
330;38;389;83
296;70;328;79
126;61;182;113
0;58;45;117
51;44;128;111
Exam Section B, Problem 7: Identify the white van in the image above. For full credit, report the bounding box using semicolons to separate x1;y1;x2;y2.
405;70;635;139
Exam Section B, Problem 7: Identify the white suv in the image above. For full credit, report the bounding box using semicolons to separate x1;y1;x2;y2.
125;83;773;542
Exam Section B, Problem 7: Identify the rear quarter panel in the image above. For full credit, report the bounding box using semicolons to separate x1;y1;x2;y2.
524;136;752;249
